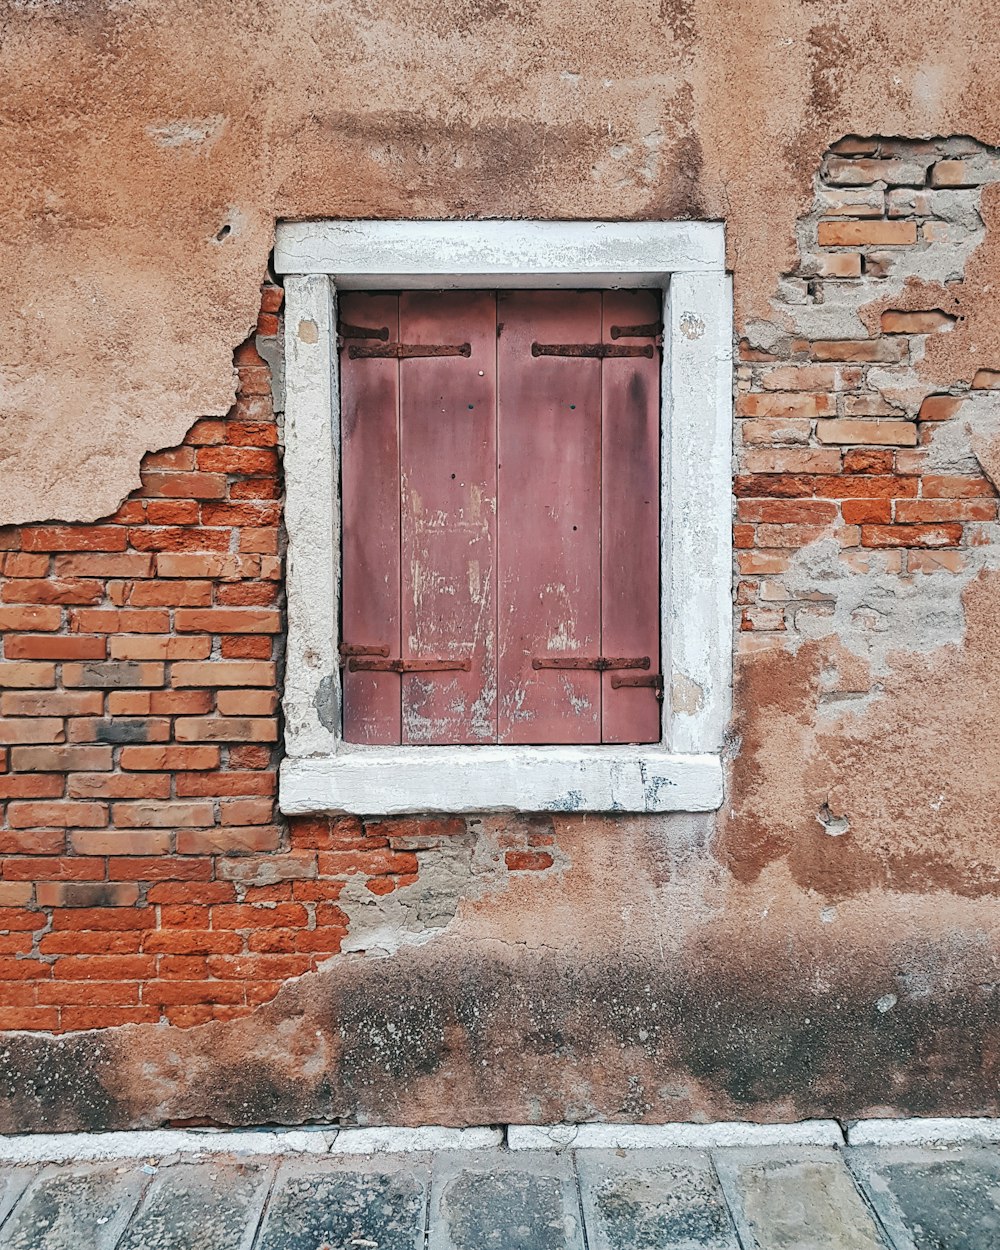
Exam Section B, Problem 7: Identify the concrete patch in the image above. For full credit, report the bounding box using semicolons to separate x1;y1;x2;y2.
429;1150;584;1250
116;1161;272;1250
507;1121;844;1150
255;1156;429;1250
0;1128;336;1165
0;1163;147;1250
576;1148;738;1249
332;1126;503;1153
847;1145;1000;1250
713;1147;886;1249
849;1116;1000;1146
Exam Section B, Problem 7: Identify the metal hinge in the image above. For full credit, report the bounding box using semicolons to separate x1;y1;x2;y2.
609;321;663;340
611;672;664;699
348;657;472;673
348;343;472;360
531;342;655;359
338;322;389;341
532;656;650;672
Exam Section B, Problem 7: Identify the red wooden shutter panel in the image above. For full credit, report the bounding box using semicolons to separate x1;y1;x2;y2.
340;290;661;747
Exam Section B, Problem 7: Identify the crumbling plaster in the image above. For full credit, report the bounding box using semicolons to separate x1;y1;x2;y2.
5;0;1000;521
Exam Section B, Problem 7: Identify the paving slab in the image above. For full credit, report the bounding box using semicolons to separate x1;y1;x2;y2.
255;1156;429;1250
0;1162;147;1250
847;1144;1000;1250
0;1171;36;1233
576;1148;739;1250
429;1150;584;1250
115;1159;272;1250
713;1147;887;1249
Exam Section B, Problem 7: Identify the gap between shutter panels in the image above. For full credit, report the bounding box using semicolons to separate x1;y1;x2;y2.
338;290;661;747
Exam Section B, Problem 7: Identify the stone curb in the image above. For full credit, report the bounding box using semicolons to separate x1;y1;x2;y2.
507;1120;846;1150
847;1117;1000;1147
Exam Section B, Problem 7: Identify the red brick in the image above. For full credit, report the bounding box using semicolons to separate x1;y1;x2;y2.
70;608;171;633
918;394;965;422
175;771;275;797
229;745;272;769
140;471;227;499
62;661;165;688
843;449;895;474
109;635;211;661
146;882;235;904
7;800;107;828
0;909;46;931
54;553;154;578
815;419;917;446
201;503;280;528
174;608;281;634
68;772;171;799
227;421;279;447
880;310;956;334
231;480;281;500
0;828;65;854
894;499;996;522
0;1008;59;1028
742;449;842;474
208;954;311;980
806;338;907;363
107;858;213;881
0;958;51;981
52;956;155;981
737;392;835;419
211;903;308;929
112;580;212;608
196;447;278;474
817;220;917;246
141;447;195;471
0;718;64;745
44;890;144;915
110;690;213;716
842;498;892;524
176;826;281;854
129;528;230;552
2;553;50;577
155;553;260;579
216;582;279;606
39;931;143;954
110;800;213;828
174;717;277;742
216;689;279;716
141;980;247;1005
2;580;103;605
119;745;220;771
62;1007;160;1028
186;420;227;444
4;858;105;881
0;606;62;632
144;501;200;525
217;799;275;826
0;774;64;800
221;636;273;659
4;635;106;661
170;660;276;687
921;475;996;498
736;499;839;524
20;526;127;553
70;829;172;855
10;744;112;771
0;663;56;688
861;524;963;548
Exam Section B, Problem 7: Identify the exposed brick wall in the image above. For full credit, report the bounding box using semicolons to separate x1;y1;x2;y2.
736;136;1000;646
1;137;998;1033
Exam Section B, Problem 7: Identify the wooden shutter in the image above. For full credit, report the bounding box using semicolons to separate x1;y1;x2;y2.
339;290;661;747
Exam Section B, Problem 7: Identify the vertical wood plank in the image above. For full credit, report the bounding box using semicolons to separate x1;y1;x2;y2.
601;290;662;744
497;290;602;744
339;292;401;744
399;291;498;744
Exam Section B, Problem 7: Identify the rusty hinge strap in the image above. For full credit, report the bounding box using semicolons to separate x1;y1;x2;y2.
531;342;654;359
348;343;472;360
609;321;663;340
349;657;472;673
611;672;664;697
532;656;650;672
338;322;389;341
339;643;390;662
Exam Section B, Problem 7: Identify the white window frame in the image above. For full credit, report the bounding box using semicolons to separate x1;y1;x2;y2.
274;220;732;816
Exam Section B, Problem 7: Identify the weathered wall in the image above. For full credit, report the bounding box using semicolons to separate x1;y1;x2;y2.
2;1;1000;1129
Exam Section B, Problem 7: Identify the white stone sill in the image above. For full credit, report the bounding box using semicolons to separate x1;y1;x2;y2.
278;747;723;816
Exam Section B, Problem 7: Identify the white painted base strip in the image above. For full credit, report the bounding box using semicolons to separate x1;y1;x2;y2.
0;1128;337;1165
507;1120;846;1150
331;1126;503;1153
847;1117;1000;1147
280;749;724;816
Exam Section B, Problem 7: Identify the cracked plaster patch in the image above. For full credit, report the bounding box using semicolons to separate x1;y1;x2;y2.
331;823;570;958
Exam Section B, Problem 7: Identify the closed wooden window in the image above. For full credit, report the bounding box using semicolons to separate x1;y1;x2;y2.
338;289;661;747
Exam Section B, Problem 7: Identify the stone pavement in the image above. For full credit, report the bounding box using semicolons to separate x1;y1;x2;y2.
0;1139;996;1248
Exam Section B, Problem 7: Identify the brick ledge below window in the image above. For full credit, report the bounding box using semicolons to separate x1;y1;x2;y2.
279;748;723;815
